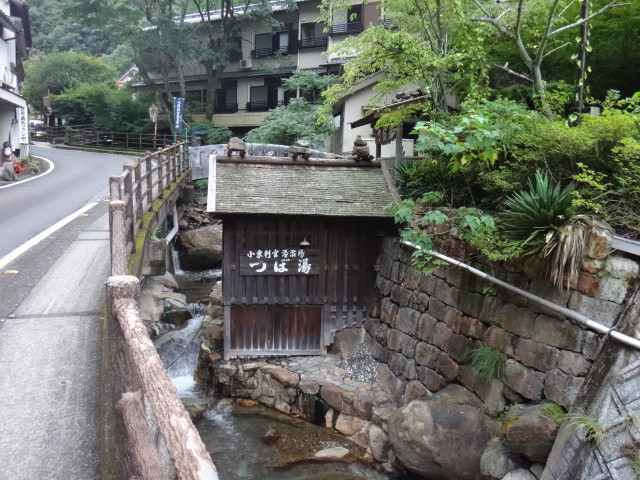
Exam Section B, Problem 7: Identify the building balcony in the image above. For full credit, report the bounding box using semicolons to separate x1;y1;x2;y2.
214;103;239;114
250;46;295;59
328;22;364;37
299;37;328;49
246;100;285;112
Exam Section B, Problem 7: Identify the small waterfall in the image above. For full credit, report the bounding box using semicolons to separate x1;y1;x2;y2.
171;240;185;275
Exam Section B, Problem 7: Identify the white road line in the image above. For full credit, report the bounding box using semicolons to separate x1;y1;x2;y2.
0;156;55;190
0;202;98;270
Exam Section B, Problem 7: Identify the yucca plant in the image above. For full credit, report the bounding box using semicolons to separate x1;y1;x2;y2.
501;170;577;249
501;170;594;289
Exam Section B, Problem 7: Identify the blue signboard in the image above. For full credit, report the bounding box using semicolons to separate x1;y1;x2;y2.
173;97;185;130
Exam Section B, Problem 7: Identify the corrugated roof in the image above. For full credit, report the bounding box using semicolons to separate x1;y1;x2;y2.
209;160;394;217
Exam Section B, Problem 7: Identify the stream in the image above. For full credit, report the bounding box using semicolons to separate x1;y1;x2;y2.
154;270;406;480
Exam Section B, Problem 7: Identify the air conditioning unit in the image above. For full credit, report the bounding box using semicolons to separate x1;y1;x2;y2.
239;58;252;69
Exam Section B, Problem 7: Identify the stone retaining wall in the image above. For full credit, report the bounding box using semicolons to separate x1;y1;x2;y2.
366;234;639;411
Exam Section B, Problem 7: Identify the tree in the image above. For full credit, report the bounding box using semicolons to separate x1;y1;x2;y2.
469;0;627;119
319;0;490;128
23;52;117;111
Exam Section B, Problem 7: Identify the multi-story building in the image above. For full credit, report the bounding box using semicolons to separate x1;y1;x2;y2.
136;0;414;155
0;0;31;154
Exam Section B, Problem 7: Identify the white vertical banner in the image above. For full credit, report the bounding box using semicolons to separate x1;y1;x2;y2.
207;154;217;212
17;107;28;145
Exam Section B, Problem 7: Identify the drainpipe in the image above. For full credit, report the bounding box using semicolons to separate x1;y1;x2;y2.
165;209;180;244
402;241;640;351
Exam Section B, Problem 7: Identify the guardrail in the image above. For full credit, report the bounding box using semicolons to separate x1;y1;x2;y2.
106;143;218;479
109;142;188;274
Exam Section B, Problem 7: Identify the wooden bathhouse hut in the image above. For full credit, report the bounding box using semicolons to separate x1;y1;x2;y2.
206;153;396;359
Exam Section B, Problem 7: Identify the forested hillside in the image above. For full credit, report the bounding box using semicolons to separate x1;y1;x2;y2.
29;0;129;70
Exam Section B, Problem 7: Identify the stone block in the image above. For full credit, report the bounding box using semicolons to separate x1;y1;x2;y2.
585;229;613;259
581;331;603;361
435;352;460;381
558;350;592;376
261;365;300;387
403;381;430;404
478;295;504;324
505;359;545;401
409;291;430;311
417;313;438;341
460;291;485;318
442;307;463;332
370;343;390;363
321;384;347;412
445;267;465;288
390;261;402;283
485;326;518;357
596;277;628;304
544;368;584;408
377;363;406;396
456;365;506;416
415;342;440;368
388;352;407;377
353;392;376;421
391;284;413;307
435;279;461;307
369;425;391;462
380;254;393;279
431;322;454;350
423;275;438;295
403;269;423;290
428;297;447;320
403;359;417;380
335;413;366;436
514;338;559;372
447;334;476;363
499;303;536;338
380;298;399;325
395;307;421;335
581;258;604;274
532;314;583;352
459;316;486;341
575;272;600;297
387;328;407;352
605;255;639;279
568;291;624;327
480;437;528;479
401;337;419;359
368;319;390;346
376;276;394;296
417;366;446;392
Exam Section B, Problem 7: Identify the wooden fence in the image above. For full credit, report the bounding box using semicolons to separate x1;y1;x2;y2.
107;143;218;480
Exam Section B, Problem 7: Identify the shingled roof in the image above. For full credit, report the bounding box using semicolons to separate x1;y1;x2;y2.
207;158;394;217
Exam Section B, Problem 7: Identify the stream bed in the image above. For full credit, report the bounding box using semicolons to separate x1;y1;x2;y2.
154;271;415;480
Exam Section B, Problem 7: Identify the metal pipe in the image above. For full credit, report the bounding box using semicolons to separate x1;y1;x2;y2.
165;209;180;244
402;241;640;351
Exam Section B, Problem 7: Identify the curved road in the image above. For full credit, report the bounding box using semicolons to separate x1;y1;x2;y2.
0;144;134;261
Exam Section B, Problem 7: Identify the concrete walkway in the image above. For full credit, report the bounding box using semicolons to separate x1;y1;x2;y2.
0;199;110;480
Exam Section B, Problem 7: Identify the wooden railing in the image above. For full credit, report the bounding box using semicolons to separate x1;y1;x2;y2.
109;142;188;275
107;143;218;479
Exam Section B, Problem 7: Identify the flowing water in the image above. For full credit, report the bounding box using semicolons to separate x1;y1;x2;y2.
155;258;412;480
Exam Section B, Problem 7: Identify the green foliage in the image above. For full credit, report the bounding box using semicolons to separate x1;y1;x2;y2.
501;170;578;249
469;346;507;383
51;83;154;132
23;52;117;111
283;71;337;103
566;410;610;445
244;98;332;147
541;403;567;424
189;119;233;145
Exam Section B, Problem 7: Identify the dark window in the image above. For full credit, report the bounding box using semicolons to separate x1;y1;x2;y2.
247;78;287;112
300;22;328;49
216;80;238;113
329;5;364;36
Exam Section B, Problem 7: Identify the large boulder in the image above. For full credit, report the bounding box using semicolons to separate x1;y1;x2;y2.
388;385;498;480
501;404;560;463
176;224;223;270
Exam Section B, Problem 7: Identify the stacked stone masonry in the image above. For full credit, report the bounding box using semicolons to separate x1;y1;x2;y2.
365;236;639;411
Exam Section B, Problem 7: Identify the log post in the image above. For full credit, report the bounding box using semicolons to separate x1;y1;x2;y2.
113;298;218;480
110;202;128;276
117;390;170;480
123;165;136;244
110;175;121;202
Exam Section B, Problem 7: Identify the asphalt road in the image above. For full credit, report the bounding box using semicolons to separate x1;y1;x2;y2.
0;144;133;260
